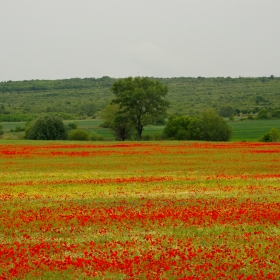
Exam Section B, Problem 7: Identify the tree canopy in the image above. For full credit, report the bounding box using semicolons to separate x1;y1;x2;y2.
100;103;135;141
111;77;169;140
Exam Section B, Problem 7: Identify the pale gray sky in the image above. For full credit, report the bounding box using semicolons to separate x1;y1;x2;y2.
1;0;279;81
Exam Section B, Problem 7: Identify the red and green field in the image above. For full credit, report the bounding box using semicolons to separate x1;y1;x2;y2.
0;141;280;279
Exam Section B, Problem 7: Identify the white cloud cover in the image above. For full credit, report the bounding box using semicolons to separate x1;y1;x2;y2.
0;0;280;81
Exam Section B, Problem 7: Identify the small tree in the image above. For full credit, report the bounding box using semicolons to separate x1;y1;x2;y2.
25;115;68;140
111;77;169;140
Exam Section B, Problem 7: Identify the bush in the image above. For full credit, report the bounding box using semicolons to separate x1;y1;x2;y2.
259;128;280;142
67;122;78;130
163;110;232;141
89;132;104;141
25;115;68;140
68;129;89;141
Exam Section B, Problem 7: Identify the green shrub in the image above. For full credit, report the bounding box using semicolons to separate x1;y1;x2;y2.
68;129;89;141
163;110;232;141
89;132;104;141
259;128;280;142
25;115;68;140
67;122;78;130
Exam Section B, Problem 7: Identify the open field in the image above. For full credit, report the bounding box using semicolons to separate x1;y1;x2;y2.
0;141;280;279
1;119;280;141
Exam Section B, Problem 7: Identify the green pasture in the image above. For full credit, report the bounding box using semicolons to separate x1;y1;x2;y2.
229;119;280;141
1;119;280;141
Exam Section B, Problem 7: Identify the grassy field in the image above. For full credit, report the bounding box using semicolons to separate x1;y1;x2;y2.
229;119;280;141
1;119;280;141
0;141;279;279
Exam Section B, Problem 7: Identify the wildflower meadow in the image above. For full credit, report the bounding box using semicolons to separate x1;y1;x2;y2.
0;141;280;279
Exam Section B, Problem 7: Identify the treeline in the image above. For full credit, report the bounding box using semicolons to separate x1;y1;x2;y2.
0;76;114;92
1;76;280;122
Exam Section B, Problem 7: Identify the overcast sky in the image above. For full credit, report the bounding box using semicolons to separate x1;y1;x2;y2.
1;0;279;81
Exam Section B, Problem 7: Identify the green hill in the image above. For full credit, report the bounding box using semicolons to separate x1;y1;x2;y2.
0;76;280;121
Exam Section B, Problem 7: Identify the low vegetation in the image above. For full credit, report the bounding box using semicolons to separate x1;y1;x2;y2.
25;115;68;140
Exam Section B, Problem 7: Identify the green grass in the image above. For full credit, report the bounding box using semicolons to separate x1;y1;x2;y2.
229;119;280;141
1;119;280;142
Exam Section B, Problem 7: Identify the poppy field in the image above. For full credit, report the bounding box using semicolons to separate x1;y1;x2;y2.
0;141;280;279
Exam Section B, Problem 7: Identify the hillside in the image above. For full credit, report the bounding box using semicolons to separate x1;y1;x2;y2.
0;76;280;121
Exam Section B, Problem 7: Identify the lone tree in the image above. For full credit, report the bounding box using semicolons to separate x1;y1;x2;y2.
111;77;169;140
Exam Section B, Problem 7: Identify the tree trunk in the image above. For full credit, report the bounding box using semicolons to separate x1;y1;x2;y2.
136;118;143;141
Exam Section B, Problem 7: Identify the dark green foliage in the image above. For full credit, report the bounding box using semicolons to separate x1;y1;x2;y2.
0;104;8;114
257;108;269;119
111;77;169;140
219;106;234;117
163;115;193;140
163;110;232;141
0;124;3;137
271;109;280;118
25;115;68;140
79;103;97;117
100;103;134;141
259;132;272;142
255;95;268;105
67;122;78;130
112;114;135;141
198;110;232;141
259;128;280;142
68;129;89;141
